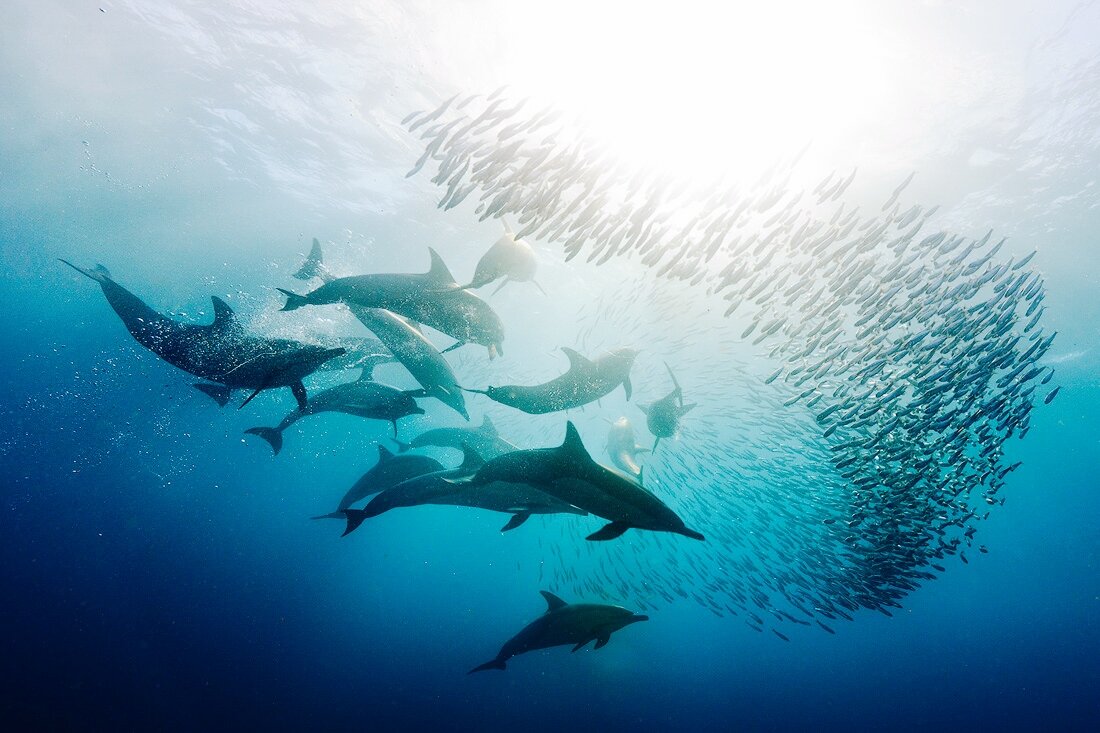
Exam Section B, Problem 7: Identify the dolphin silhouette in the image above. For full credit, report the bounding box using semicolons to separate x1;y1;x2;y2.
639;363;696;451
469;590;648;673
61;260;342;410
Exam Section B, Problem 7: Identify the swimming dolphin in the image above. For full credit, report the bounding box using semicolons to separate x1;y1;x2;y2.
450;421;704;541
344;445;586;535
459;220;545;295
312;444;443;523
393;414;518;459
292;240;468;420
468;590;648;673
278;246;505;358
639;363;696;451
244;373;426;455
462;348;638;414
605;417;649;476
61;260;343;411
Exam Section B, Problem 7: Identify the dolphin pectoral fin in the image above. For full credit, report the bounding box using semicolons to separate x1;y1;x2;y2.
490;277;511;295
245;427;283;456
193;383;232;407
341;509;369;537
311;512;344;520
681;403;698;415
59;259;111;282
468;658;507;674
652;436;661;452
622;377;633;401
586;522;631;541
441;341;465;354
593;634;612;650
500;512;531;532
239;386;264;410
571;640;590;652
291;382;308;412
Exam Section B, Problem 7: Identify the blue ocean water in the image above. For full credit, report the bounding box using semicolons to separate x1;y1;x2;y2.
2;2;1098;731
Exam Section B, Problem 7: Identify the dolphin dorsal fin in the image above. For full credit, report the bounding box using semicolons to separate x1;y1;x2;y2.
425;248;457;285
210;296;240;330
561;421;588;457
293;238;326;281
377;444;394;463
540;590;567;612
458;443;485;473
561;347;592;371
479;414;497;435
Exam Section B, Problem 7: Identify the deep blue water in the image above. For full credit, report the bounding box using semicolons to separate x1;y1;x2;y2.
2;2;1099;731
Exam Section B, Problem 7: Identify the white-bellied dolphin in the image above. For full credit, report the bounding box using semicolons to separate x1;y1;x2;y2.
393;414;517;459
459;220;544;295
292;240;470;419
61;260;343;411
277;246;505;358
605;416;649;476
451;421;704;541
639;363;696;450
462;347;638;414
345;445;585;535
244;373;426;455
468;590;648;673
312;444;443;523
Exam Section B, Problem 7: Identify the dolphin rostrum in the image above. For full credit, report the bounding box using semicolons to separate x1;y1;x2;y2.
462;347;638;414
345;445;586;535
293;240;469;419
639;363;696;451
244;373;426;455
393;414;518;459
450;421;704;541
312;444;443;525
61;260;343;411
278;246;505;358
468;590;648;673
605;416;649;476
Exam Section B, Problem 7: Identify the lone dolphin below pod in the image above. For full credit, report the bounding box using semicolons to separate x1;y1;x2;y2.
469;590;648;673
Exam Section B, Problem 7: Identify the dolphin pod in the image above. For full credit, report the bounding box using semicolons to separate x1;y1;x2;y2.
469;590;648;673
462;347;638;414
61;260;343;410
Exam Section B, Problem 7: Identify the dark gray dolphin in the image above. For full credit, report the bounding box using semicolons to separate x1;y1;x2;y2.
469;590;648;673
345;445;586;535
393;414;517;459
451;421;704;541
459;220;544;295
639;363;696;450
278;245;505;358
605;417;649;476
292;240;469;419
462;347;638;414
245;373;425;454
312;444;443;522
61;260;343;411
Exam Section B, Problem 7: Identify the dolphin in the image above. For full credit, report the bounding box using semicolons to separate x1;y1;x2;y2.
605;417;649;476
459;220;545;295
451;421;704;541
468;590;648;673
292;240;469;420
278;246;505;358
244;373;426;455
393;414;518;459
639;363;696;450
345;445;586;535
462;348;638;414
312;444;443;523
61;260;343;410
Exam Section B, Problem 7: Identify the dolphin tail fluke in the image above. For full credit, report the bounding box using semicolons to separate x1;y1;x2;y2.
341;509;369;537
277;288;309;311
59;259;112;282
500;512;530;532
311;512;344;520
244;427;283;456
193;383;232;407
468;658;507;674
293;238;330;282
586;522;631;541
